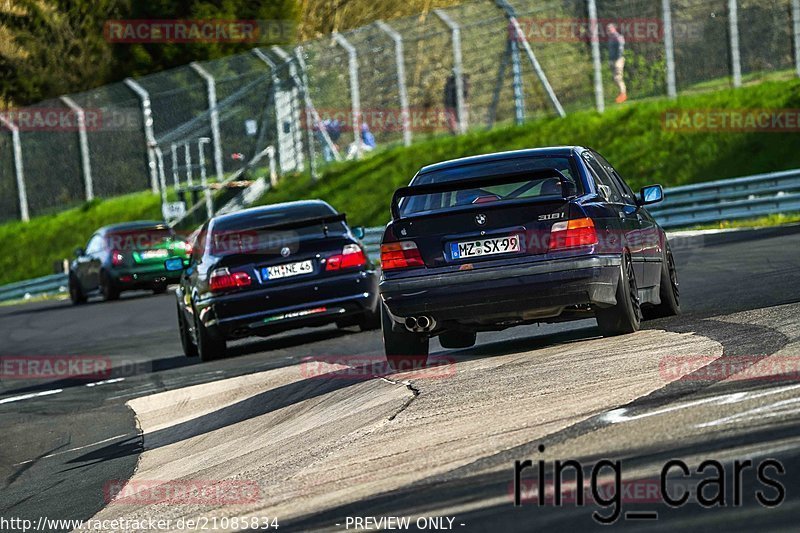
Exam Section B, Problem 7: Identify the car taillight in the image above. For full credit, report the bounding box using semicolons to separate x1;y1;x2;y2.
380;241;424;271
549;217;598;250
326;244;367;271
111;250;125;266
209;268;252;292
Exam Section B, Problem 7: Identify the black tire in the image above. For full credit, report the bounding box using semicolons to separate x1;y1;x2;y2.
595;253;641;336
358;299;381;332
101;271;120;301
69;275;86;305
382;304;429;370
152;284;168;295
439;330;476;349
643;245;680;320
177;300;198;358
194;311;226;362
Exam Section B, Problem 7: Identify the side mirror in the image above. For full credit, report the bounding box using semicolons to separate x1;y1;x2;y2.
639;184;664;206
164;257;186;272
352;226;366;240
74;247;84;257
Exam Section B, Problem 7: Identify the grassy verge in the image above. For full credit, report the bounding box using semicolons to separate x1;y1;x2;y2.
259;79;800;226
0;192;161;286
687;213;800;231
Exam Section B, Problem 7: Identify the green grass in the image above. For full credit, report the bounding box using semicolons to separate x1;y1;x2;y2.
259;78;800;227
688;213;800;231
0;192;161;286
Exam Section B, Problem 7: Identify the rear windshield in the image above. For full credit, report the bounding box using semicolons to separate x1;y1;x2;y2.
400;156;580;217
106;228;175;251
210;204;346;256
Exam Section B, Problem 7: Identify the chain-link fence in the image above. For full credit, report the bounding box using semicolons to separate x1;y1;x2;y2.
1;0;799;225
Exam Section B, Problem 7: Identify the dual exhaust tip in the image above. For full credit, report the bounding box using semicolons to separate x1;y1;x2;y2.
405;315;436;332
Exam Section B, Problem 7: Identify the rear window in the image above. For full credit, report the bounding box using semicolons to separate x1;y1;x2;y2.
209;203;345;256
400;156;580;217
106;228;175;251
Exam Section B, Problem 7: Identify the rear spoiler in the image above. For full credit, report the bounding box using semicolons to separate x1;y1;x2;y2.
390;168;574;220
238;212;348;234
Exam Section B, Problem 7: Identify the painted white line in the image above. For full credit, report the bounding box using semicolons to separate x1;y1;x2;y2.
14;433;132;465
602;383;800;425
0;388;62;405
85;377;125;387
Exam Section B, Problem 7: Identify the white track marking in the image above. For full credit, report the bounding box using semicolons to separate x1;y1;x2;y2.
0;388;62;405
14;433;132;465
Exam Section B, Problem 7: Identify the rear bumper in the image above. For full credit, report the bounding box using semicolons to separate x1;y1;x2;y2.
111;265;180;289
380;255;621;324
200;269;379;336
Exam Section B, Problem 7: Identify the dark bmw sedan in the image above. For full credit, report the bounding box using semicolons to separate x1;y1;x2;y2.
69;221;189;304
379;146;680;367
171;200;380;361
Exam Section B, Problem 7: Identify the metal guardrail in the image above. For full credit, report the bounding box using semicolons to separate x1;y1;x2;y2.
3;169;799;303
0;273;67;302
648;169;800;229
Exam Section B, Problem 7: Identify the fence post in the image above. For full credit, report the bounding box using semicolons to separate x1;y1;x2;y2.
190;63;225;185
433;9;468;134
272;46;307;171
198;137;214;218
123;78;160;194
728;0;742;87
793;0;800;77
291;46;319;179
184;142;193;186
153;146;168;209
496;0;566;117
587;0;604;112
292;48;341;163
60;96;94;201
332;33;363;156
662;0;677;97
0;116;29;221
170;143;179;188
510;39;526;124
376;20;412;145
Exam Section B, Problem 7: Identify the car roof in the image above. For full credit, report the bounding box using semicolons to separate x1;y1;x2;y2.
211;200;337;230
417;146;583;175
99;220;168;234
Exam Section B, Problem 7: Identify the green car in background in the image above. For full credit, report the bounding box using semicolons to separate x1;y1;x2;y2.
68;221;190;304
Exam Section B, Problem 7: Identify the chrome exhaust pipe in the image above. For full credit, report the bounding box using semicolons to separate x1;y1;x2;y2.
405;315;436;332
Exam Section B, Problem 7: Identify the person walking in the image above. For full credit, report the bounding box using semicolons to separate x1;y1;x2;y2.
607;23;627;103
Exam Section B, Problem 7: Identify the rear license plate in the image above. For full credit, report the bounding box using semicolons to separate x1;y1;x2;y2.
450;235;521;259
140;249;168;259
262;260;314;281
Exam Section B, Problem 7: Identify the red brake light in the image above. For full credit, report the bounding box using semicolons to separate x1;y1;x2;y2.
326;244;367;271
209;268;252;292
549;218;598;250
111;250;125;266
380;241;424;271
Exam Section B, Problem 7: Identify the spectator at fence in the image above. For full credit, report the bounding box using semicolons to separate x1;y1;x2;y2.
607;23;627;104
346;122;376;160
444;72;470;134
317;118;342;162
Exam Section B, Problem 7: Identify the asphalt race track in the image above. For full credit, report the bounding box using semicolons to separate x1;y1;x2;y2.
2;226;800;532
